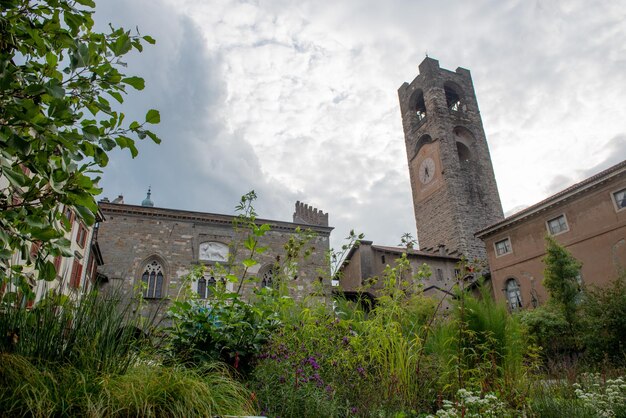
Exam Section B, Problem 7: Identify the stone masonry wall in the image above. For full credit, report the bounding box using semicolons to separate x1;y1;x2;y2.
97;202;332;323
398;58;504;261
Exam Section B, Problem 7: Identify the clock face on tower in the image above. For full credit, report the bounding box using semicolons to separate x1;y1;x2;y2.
418;157;436;185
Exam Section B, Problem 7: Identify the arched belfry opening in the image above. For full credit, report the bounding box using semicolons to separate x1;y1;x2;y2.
453;126;475;165
444;82;463;112
413;89;427;122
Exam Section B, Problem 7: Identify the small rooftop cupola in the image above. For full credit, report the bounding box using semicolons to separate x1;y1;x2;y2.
141;187;154;207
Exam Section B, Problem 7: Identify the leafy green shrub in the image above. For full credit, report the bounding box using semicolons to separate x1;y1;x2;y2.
518;304;576;361
581;276;626;365
166;191;312;373
250;310;365;417
542;236;583;328
167;283;284;373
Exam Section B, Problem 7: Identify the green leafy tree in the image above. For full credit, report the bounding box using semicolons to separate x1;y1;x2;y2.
0;0;160;295
580;274;626;364
542;236;582;327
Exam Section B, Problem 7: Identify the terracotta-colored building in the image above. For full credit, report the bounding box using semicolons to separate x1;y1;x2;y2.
476;160;626;310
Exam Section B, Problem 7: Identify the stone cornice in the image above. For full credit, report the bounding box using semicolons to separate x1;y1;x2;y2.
98;202;333;236
476;159;626;239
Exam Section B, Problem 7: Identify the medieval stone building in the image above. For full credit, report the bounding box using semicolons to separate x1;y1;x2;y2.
340;57;504;299
397;57;504;261
96;193;332;317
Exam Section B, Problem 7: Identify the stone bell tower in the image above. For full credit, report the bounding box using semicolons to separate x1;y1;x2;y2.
398;57;503;261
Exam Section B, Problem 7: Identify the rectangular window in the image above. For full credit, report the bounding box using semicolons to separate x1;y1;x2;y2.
436;268;444;281
70;259;83;289
547;214;569;235
495;238;512;257
613;188;626;211
76;223;88;248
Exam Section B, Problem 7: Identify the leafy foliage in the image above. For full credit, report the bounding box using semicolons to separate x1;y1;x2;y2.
427;282;533;404
518;304;574;361
580;274;626;365
0;286;254;416
167;192;303;374
167;266;284;374
542;236;583;326
0;0;160;295
251;255;445;417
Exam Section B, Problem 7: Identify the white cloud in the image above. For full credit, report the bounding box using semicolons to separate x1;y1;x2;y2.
95;0;626;252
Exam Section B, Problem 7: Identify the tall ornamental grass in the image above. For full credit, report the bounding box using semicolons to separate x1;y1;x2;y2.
0;289;151;375
0;355;255;417
426;283;534;407
0;290;256;417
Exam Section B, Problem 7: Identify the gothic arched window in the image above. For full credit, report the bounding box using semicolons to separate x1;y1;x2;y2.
208;276;217;295
505;278;522;311
197;277;207;299
197;276;217;299
141;260;164;299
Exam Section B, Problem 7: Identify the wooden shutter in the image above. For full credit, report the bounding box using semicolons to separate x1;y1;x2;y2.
70;259;82;289
30;241;41;258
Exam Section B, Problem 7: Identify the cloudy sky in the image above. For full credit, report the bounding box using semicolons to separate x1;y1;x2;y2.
94;0;626;250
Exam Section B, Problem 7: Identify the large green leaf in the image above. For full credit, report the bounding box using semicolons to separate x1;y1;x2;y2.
145;109;160;124
121;76;145;90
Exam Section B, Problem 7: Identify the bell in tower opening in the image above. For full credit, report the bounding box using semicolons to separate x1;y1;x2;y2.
398;57;504;261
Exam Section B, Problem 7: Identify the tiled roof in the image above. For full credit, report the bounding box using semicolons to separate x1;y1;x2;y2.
371;244;461;260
